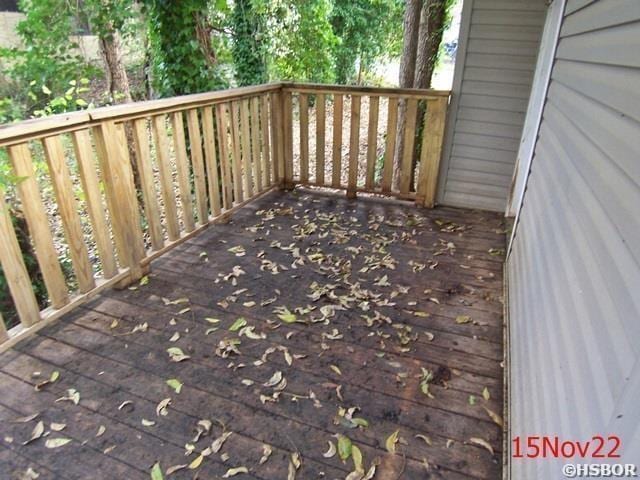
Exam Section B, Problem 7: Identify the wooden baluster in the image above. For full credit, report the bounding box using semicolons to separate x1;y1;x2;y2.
315;93;326;186
151;115;180;241
240;99;253;198
250;97;263;192
131;119;164;250
271;91;284;186
0;188;41;327
8;143;68;308
72;130;118;278
260;95;272;187
399;97;419;195
365;96;379;190
283;91;294;188
381;97;399;193
229;101;244;203
93;121;146;282
202;106;221;217
215;103;233;210
416;96;448;207
347;95;361;199
186;109;209;224
0;312;8;343
42;135;95;293
170;111;196;232
299;93;309;184
331;94;343;188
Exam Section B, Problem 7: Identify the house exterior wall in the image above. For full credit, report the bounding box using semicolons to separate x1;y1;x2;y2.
438;0;547;212
508;0;640;477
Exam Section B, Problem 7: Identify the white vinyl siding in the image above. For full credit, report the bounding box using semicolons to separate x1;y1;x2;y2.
508;0;640;477
438;0;547;211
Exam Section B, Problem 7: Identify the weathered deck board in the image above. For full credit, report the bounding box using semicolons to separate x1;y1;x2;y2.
0;189;506;479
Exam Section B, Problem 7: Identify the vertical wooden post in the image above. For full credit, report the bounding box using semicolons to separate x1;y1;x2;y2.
0;312;8;343
201;106;222;217
152;114;180;241
299;93;309;184
399;98;419;195
0;189;41;327
416;96;448;207
250;97;263;193
259;95;272;187
331;94;344;188
131;119;164;250
42;135;95;293
171;111;197;231
347;95;361;199
315;93;326;186
381;97;398;193
215;103;234;210
8;144;68;308
93;121;146;282
270;91;284;187
72;129;119;277
283;91;294;189
186;109;209;223
365;96;379;190
229;101;244;203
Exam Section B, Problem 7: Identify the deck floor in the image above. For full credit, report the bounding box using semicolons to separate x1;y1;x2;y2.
0;189;507;479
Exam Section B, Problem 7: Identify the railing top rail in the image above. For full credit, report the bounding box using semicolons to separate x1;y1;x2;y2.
0;82;450;147
0;83;282;147
281;82;451;98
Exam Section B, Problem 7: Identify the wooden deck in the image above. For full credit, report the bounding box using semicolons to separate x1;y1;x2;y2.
0;189;506;479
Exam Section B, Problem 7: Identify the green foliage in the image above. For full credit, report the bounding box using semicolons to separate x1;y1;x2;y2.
270;0;337;83
330;0;402;84
0;0;99;115
232;0;269;86
78;0;136;39
144;0;229;96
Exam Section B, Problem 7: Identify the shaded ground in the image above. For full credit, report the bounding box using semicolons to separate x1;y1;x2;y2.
0;189;506;479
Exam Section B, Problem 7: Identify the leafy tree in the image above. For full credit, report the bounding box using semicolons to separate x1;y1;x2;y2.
0;0;98;115
144;0;228;96
232;0;269;86
270;0;337;83
330;0;402;85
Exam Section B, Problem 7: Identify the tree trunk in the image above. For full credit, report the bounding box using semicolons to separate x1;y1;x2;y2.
99;32;132;103
411;0;448;190
99;31;140;189
415;0;448;89
393;0;422;191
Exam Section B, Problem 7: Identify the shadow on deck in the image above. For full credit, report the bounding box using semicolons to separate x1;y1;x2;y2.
0;189;506;479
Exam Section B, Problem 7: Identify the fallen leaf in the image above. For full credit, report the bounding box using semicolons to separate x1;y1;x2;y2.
50;422;66;432
260;444;272;465
96;425;106;437
482;406;504;427
150;462;163;480
166;379;183;394
385;430;400;454
469;437;494;455
188;454;204;470
229;318;247;332
337;434;352;461
482;387;490;401
44;438;72;449
167;347;190;362
455;315;471;324
211;431;232;453
330;365;342;376
156;398;171;416
223;466;248;477
323;441;336;458
23;421;44;445
263;371;283;387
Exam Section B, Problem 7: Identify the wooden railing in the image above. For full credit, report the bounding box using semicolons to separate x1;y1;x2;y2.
281;83;449;204
0;82;449;349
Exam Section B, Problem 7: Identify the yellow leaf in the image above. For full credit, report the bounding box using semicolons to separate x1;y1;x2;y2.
385;430;399;454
